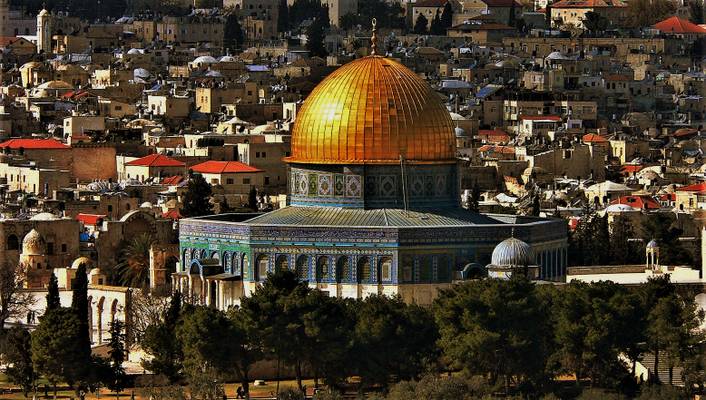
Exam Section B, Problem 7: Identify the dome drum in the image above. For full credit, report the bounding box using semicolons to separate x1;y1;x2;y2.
288;163;458;209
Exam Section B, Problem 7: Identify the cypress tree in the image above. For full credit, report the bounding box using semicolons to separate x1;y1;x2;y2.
71;263;92;381
46;272;60;311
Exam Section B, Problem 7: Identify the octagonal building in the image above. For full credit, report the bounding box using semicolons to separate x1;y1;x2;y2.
175;50;567;307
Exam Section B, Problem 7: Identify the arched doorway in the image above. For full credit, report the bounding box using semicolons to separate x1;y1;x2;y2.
209;281;217;307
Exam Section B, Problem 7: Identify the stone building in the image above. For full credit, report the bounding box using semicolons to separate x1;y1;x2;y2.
175;32;568;308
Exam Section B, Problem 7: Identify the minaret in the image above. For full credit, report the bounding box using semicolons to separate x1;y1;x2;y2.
36;5;52;54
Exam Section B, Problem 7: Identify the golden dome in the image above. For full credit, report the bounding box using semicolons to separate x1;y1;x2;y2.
288;56;455;165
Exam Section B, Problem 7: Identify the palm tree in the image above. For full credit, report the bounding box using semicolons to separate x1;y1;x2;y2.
116;233;154;288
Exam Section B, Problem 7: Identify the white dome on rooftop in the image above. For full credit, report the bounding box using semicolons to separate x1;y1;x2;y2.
30;212;60;221
193;55;218;64
491;237;533;267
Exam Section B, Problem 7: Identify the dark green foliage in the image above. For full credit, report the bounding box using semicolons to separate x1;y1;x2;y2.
339;0;405;29
690;0;705;23
106;320;127;395
609;216;643;265
582;11;610;34
248;186;258;210
307;17;329;58
430;10;445;35
278;0;290;32
550;281;637;388
434;277;551;393
71;263;92;387
289;0;329;29
469;181;481;212
31;307;84;389
2;327;35;396
440;2;454;28
224;14;245;51
46;272;60;311
641;213;694;265
116;233;154;288
414;13;429;34
352;295;438;388
568;214;610;266
141;291;184;382
181;173;213;217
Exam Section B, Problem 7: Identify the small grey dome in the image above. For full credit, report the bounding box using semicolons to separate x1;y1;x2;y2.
646;239;659;249
491;237;533;266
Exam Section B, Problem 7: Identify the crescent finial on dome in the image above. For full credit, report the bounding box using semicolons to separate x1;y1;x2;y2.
371;18;378;56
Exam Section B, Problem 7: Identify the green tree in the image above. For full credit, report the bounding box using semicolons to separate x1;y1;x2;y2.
278;0;290;32
690;0;705;23
141;291;184;382
440;1;454;28
609;216;643;265
352;295;438;388
307;17;329;58
469;181;481;212
32;307;84;396
643;281;704;385
71;263;92;391
106;320;127;398
177;306;233;398
582;11;609;35
568;214;610;266
641;213;693;265
434;277;551;394
226;307;264;400
224;13;245;52
181;173;213;217
116;233;154;288
0;263;33;331
240;270;311;392
626;0;676;28
414;13;429;34
298;291;354;388
46;272;60;311
551;281;641;388
430;10;445;35
3;327;35;397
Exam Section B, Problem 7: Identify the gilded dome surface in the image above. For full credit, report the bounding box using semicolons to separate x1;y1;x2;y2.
288;56;455;165
491;237;533;267
22;229;46;256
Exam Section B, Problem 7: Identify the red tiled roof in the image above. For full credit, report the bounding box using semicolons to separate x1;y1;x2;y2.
478;144;516;154
125;154;185;167
478;129;511;143
654;16;706;34
677;183;706;192
0;138;69;149
610;195;660;210
76;213;106;225
163;209;182;220
414;0;447;6
0;37;20;47
674;128;698;137
191;161;263;174
482;0;523;6
583;133;608;143
551;0;626;8
660;193;676;201
520;115;562;121
621;165;644;174
161;175;184;185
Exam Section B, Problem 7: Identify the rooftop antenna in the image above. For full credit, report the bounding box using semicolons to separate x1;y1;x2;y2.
370;18;378;56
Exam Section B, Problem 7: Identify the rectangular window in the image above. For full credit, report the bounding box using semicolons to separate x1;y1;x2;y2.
61;244;67;252
243;178;251;184
226;178;234;184
47;243;54;255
